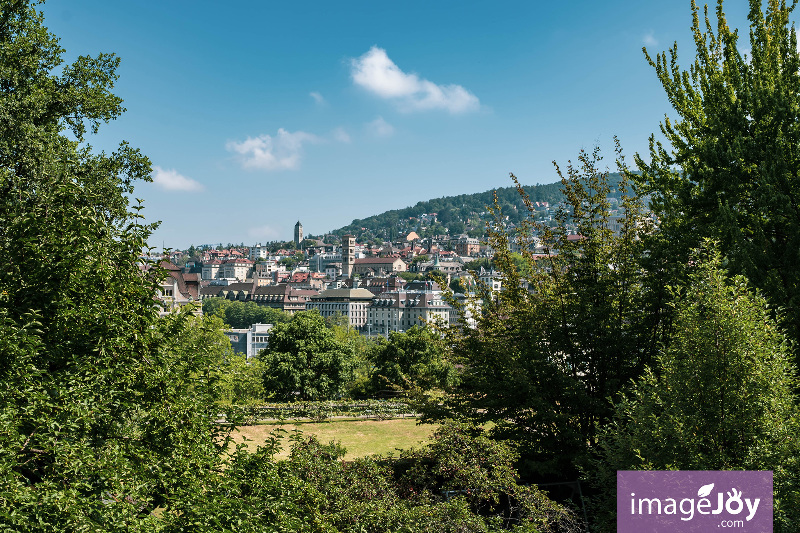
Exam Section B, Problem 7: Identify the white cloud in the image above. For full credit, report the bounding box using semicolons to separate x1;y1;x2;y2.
310;91;325;105
366;116;394;138
642;31;658;47
248;225;280;240
152;166;204;192
350;46;480;114
332;127;351;143
226;129;320;171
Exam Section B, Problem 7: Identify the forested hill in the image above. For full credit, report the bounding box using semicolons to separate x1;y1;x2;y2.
330;173;625;242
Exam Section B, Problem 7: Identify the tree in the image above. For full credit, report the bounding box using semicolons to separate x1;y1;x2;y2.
0;2;230;528
425;144;664;479
593;244;800;532
635;0;800;356
201;298;291;329
260;311;356;400
369;325;457;394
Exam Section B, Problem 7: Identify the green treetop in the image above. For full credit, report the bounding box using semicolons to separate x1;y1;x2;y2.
260;311;356;401
636;0;800;354
593;244;800;531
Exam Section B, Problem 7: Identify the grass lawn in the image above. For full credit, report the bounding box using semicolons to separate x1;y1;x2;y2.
231;418;437;459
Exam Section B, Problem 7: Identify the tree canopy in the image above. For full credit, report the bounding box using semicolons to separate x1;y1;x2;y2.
0;1;230;527
593;245;800;531
368;325;457;394
425;145;664;479
260;311;356;400
636;0;800;356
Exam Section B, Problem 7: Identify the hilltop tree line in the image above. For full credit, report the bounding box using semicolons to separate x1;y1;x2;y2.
330;175;625;243
3;0;800;531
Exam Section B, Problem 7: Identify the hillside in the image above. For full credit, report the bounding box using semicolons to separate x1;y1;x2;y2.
329;174;626;243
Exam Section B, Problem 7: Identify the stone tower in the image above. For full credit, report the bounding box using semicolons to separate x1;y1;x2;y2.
294;220;303;246
342;234;355;278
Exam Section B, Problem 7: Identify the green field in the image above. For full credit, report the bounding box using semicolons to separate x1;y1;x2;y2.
231;418;437;459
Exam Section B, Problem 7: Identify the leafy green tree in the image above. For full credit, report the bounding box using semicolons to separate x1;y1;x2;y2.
217;353;267;406
592;245;800;532
399;271;424;282
201;298;290;329
268;422;582;533
261;311;356;400
202;296;232;320
465;257;493;273
0;2;230;527
449;277;468;293
426;145;664;479
369;325;457;394
636;0;800;356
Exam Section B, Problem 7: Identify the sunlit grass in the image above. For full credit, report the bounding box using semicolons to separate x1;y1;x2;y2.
231;418;438;459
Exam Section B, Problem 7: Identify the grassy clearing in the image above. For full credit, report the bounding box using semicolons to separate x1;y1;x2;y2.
231;418;437;459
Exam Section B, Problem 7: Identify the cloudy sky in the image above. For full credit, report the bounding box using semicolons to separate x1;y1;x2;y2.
42;1;757;249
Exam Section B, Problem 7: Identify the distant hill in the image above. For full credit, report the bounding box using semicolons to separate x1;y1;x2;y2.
328;174;626;243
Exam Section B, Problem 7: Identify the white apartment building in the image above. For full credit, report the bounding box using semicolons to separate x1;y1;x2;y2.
223;323;274;359
249;244;271;260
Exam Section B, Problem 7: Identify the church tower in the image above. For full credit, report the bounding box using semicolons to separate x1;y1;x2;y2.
342;234;355;277
294;221;303;246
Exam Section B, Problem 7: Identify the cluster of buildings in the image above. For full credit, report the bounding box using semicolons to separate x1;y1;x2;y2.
154;223;499;343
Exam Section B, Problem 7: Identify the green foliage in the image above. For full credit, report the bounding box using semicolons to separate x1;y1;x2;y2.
592;244;800;531
0;2;232;528
636;0;800;356
226;400;417;424
368;325;457;394
217;355;267;407
261;311;357;401
465;257;494;273
449;277;468;293
399;271;424;282
201;297;290;329
427;144;663;479
332;176;626;242
160;445;333;533
268;422;583;533
326;319;377;398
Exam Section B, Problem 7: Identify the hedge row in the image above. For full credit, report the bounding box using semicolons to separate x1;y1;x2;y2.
219;399;416;425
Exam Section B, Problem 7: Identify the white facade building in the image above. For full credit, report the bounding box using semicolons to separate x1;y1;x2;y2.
223;323;274;359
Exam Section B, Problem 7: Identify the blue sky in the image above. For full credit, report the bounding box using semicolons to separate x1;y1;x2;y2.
41;1;756;249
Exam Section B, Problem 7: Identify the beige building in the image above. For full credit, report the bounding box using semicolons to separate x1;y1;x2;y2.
220;258;255;280
366;289;450;336
156;262;201;316
352;257;407;276
200;282;317;314
305;287;375;329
